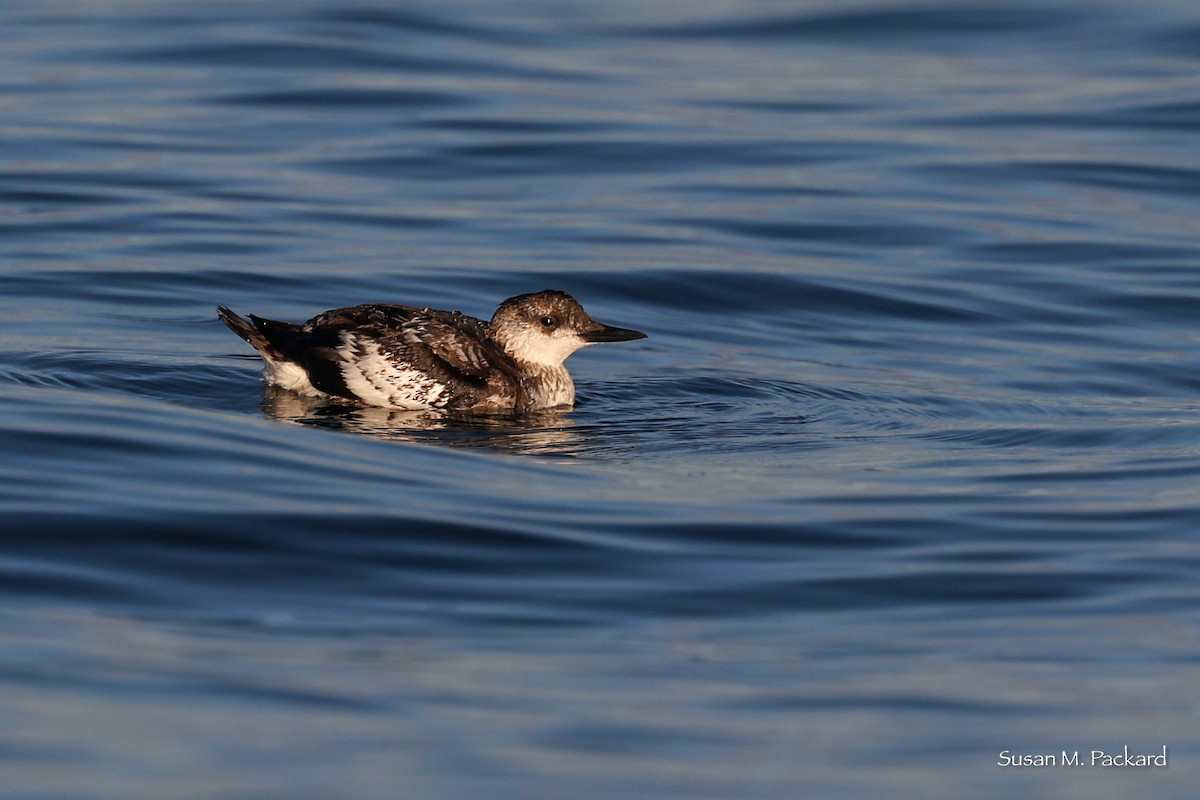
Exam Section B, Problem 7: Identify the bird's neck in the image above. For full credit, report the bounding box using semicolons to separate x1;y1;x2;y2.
519;364;575;410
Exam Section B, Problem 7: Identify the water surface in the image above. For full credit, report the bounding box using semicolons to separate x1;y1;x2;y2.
2;1;1199;798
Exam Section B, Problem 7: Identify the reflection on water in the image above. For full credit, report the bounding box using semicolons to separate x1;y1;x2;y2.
260;384;583;454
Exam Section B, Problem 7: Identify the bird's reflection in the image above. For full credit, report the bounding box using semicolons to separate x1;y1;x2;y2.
259;385;584;455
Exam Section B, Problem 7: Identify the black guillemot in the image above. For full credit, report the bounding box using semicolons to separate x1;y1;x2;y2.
217;290;646;413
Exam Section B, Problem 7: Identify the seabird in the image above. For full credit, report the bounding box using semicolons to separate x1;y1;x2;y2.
217;290;646;413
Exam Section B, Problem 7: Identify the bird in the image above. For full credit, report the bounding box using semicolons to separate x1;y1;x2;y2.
217;290;646;414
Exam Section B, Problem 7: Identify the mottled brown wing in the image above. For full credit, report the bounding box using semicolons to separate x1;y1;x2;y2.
302;304;419;331
402;317;497;380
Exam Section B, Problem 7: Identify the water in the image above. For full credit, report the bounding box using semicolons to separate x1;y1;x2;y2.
2;0;1199;796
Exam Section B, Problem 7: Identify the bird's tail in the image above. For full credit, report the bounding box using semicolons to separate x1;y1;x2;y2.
217;306;294;364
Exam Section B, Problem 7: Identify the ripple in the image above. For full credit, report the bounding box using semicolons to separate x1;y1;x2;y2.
319;139;865;180
613;4;1085;42
308;7;546;46
114;40;457;71
668;217;965;249
962;240;1193;266
925;160;1200;198
927;101;1200;132
609;269;991;325
215;87;469;109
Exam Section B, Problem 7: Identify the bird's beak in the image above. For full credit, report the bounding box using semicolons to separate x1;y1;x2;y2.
581;321;647;343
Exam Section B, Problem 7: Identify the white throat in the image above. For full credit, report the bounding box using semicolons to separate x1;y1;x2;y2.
499;327;588;369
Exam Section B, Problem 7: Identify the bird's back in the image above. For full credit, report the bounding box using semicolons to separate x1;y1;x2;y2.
220;304;521;411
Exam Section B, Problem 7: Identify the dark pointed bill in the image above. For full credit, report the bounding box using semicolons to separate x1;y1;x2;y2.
582;321;647;343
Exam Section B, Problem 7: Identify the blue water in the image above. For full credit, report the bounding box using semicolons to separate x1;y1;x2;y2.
3;1;1199;797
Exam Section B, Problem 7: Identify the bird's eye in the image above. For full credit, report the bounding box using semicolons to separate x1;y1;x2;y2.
540;316;556;328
